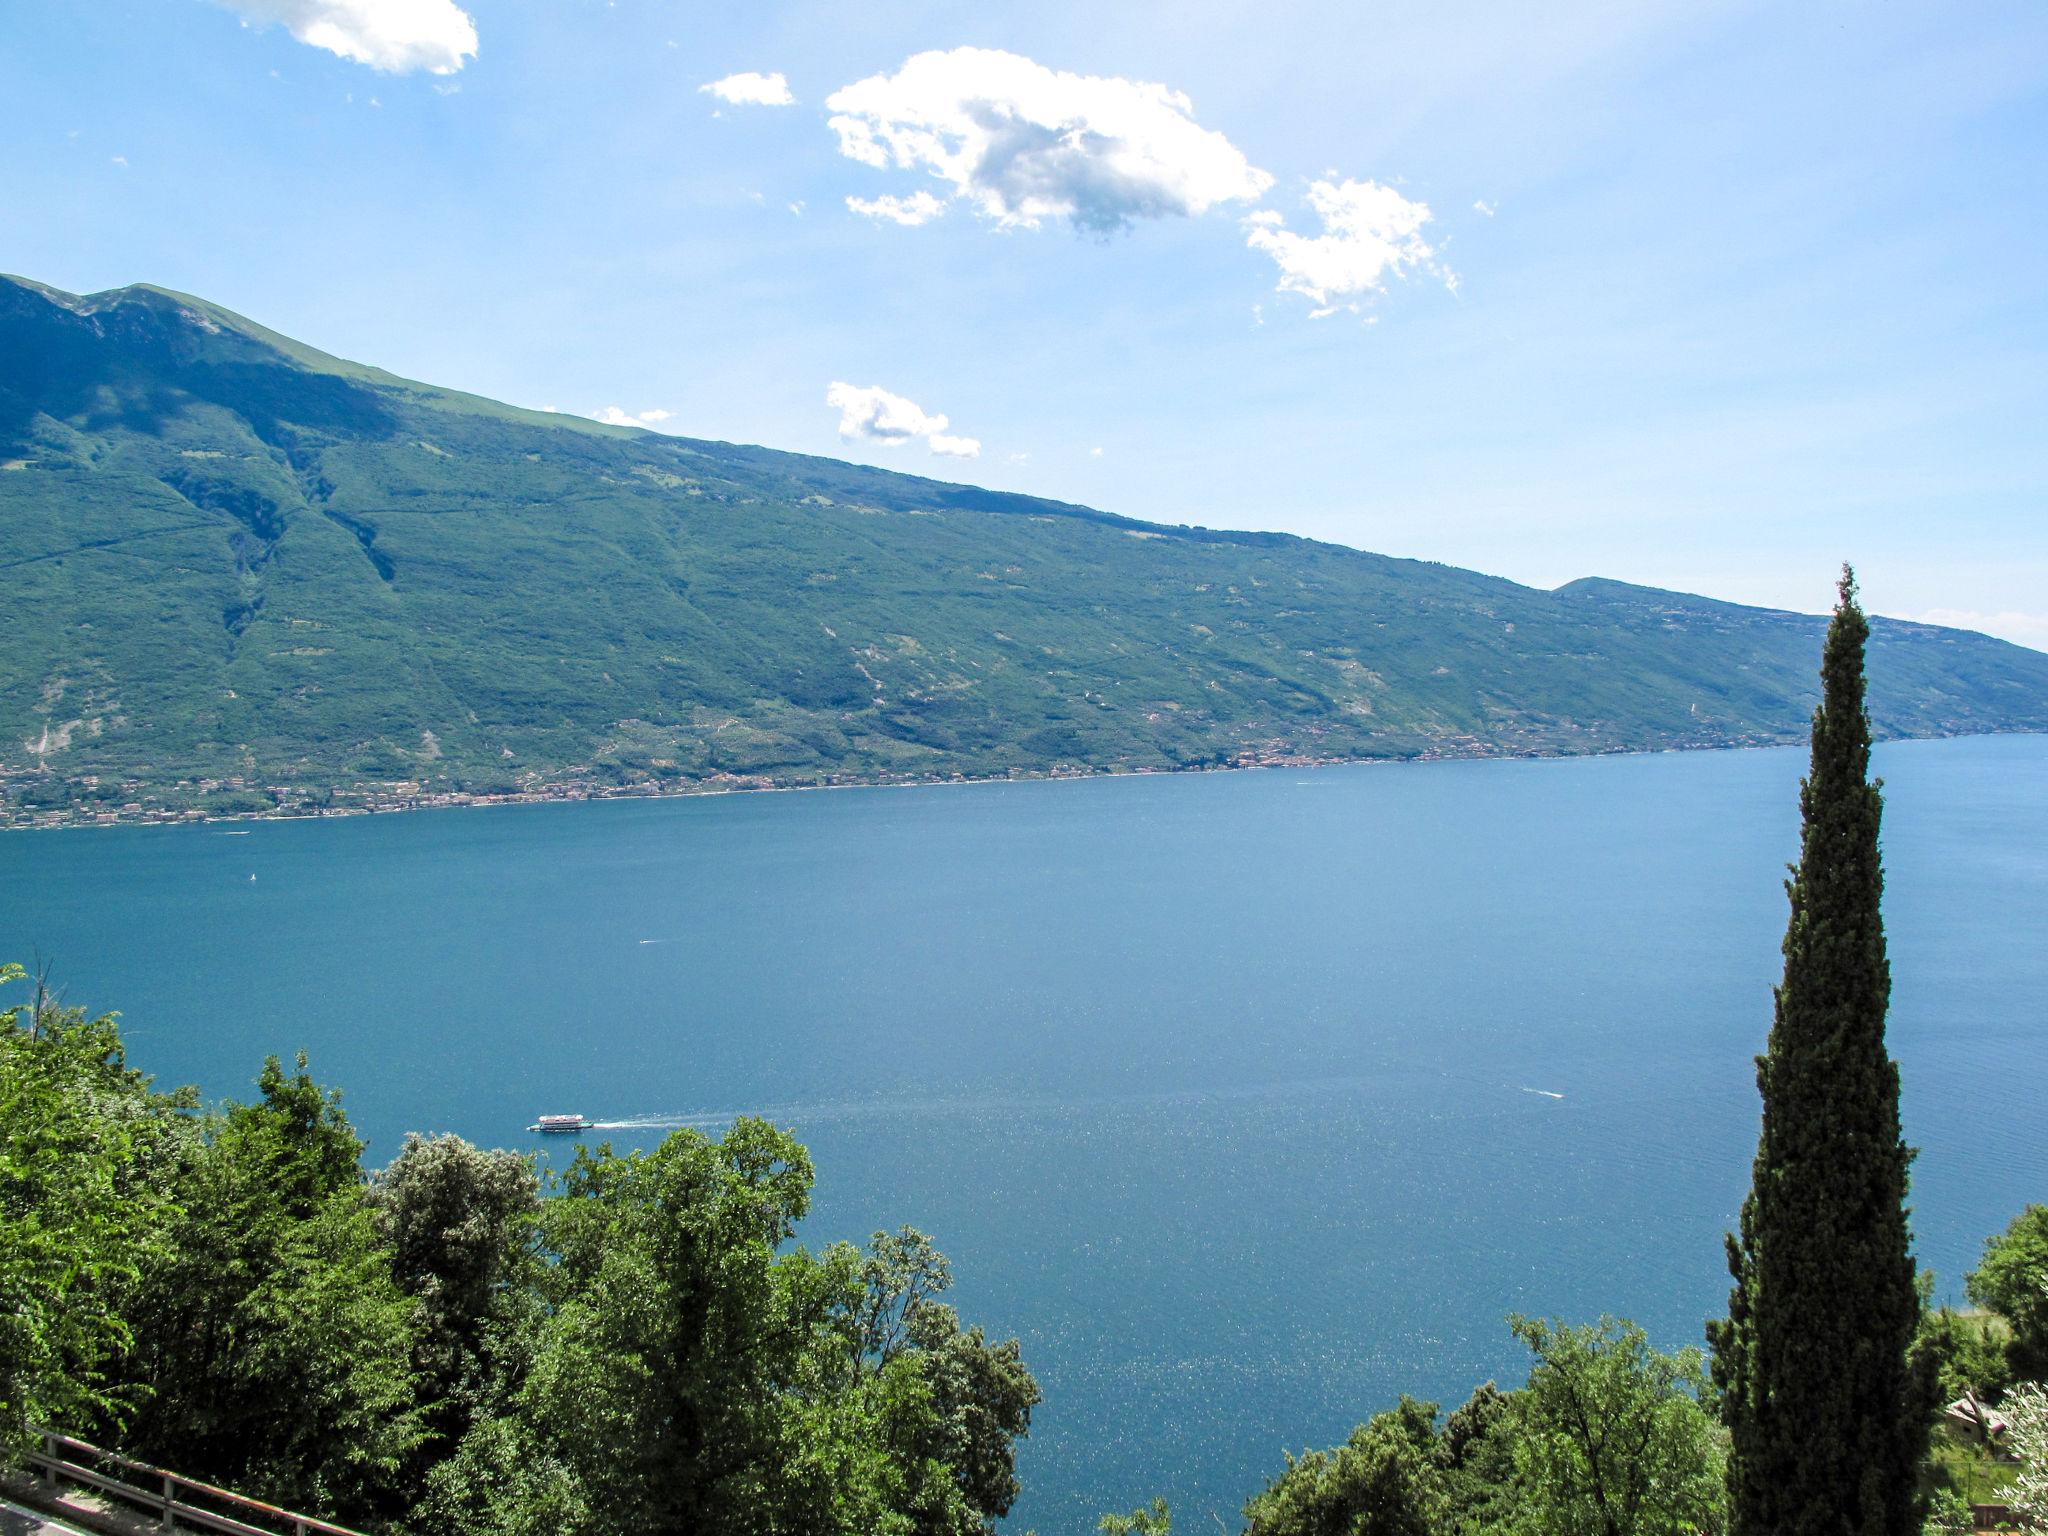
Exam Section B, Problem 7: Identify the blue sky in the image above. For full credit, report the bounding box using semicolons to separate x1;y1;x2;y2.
5;0;2045;646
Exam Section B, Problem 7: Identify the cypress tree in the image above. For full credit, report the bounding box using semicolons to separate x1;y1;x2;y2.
1708;567;1933;1536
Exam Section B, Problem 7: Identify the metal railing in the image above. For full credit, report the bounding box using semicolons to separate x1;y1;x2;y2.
25;1430;366;1536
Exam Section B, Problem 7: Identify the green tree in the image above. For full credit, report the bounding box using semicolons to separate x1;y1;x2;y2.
1708;568;1934;1536
2007;1382;2048;1527
1505;1315;1724;1536
113;1054;421;1519
1966;1205;2048;1383
369;1133;543;1467
1241;1396;1447;1536
1100;1495;1171;1534
427;1124;1036;1536
1438;1381;1517;1535
852;1227;1040;1532
528;1117;824;1532
414;1413;591;1536
1915;1304;2011;1404
0;967;179;1453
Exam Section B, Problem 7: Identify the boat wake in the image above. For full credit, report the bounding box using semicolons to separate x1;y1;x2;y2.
577;1076;1586;1138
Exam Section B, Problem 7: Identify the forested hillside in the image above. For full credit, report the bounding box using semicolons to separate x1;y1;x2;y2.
5;273;2046;825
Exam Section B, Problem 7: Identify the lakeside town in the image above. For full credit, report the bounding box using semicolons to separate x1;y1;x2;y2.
0;730;1825;831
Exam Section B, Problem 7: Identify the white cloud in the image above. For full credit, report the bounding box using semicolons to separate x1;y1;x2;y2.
213;0;477;75
826;382;979;457
846;190;946;226
828;383;944;446
701;71;794;107
1245;178;1448;311
1907;609;2048;653
110;155;129;168
1089;446;1103;457
591;406;673;428
825;46;1271;233
1473;199;1495;216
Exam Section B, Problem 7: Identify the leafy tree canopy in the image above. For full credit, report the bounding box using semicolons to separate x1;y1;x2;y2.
0;966;180;1452
1100;1495;1172;1534
1966;1205;2048;1383
1505;1314;1725;1536
1241;1396;1448;1536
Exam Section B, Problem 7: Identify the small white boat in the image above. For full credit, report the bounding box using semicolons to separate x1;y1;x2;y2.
531;1114;593;1134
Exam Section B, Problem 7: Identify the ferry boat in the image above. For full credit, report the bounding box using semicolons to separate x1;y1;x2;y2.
531;1114;593;1134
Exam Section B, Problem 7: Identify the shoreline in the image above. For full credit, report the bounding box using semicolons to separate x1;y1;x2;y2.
6;725;2040;835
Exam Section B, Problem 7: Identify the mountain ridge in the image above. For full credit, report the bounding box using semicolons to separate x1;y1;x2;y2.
3;272;2045;827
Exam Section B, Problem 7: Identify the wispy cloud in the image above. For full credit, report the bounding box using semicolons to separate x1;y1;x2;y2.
591;406;673;428
826;382;979;458
846;191;945;226
1245;178;1449;313
826;47;1271;234
700;71;794;107
210;0;477;75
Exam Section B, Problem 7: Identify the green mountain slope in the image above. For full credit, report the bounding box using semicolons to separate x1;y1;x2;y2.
3;273;2045;825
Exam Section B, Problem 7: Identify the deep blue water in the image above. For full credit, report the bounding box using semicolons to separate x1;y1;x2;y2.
2;735;2044;1532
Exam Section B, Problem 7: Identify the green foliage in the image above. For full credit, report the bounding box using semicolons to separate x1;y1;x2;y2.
512;1118;829;1531
0;966;177;1453
1709;570;1935;1536
8;275;2048;825
1920;1486;1972;1536
368;1134;543;1489
415;1414;589;1536
1504;1315;1725;1536
1241;1396;1448;1536
1916;1306;2013;1404
845;1226;1038;1530
229;1187;424;1513
1438;1381;1519;1536
110;1053;423;1519
1966;1206;2048;1383
1922;1417;2019;1515
1242;1321;1724;1536
1100;1495;1172;1534
2007;1382;2048;1526
420;1138;1037;1536
883;1298;1040;1530
3;972;1038;1533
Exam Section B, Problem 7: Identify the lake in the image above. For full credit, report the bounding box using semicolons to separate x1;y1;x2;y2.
3;734;2044;1532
